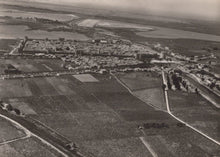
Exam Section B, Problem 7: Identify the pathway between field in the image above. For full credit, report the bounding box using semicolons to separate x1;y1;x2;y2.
161;71;220;146
0;113;69;157
0;136;29;145
111;73;159;157
112;72;220;148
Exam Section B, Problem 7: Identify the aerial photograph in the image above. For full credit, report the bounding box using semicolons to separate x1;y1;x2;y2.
0;0;219;156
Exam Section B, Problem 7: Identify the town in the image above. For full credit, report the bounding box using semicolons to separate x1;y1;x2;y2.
3;36;220;101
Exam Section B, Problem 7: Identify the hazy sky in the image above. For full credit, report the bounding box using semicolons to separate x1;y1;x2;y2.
23;0;220;20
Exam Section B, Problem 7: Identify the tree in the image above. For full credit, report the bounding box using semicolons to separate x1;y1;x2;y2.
6;104;13;111
210;83;215;89
195;88;199;94
167;76;172;90
14;108;21;115
172;74;181;90
162;84;166;90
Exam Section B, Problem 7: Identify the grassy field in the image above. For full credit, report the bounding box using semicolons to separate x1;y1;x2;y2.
168;90;220;142
1;73;220;156
0;79;32;98
0;39;19;53
117;72;166;110
0;117;62;157
0;117;25;143
0;137;62;157
78;137;153;157
116;72;161;91
0;59;64;74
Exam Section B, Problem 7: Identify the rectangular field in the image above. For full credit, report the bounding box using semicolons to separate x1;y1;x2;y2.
0;59;64;74
1;74;219;157
168;90;220;141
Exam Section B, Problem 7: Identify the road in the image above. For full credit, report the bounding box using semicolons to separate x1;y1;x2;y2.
110;72;165;111
184;74;220;108
161;71;220;146
112;71;220;148
0;109;83;157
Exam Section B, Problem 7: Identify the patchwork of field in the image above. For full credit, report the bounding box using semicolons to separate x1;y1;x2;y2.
0;117;25;143
1;73;220;156
0;136;62;157
73;74;99;82
79;137;153;157
117;72;166;110
0;79;32;98
116;72;161;90
168;90;220;142
0;59;64;73
143;130;220;157
0;117;62;157
0;76;78;98
0;39;19;52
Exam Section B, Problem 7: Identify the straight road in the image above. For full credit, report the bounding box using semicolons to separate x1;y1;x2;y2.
184;74;220;108
0;109;83;157
161;71;220;146
112;71;220;146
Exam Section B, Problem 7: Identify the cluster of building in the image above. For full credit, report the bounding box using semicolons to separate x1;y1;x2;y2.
23;38;158;58
152;42;220;96
19;37;161;74
61;55;142;70
166;70;197;93
177;63;220;95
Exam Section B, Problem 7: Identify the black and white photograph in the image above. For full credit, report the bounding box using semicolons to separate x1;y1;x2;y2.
0;0;219;156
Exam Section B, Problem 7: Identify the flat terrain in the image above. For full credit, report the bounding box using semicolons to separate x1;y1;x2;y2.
0;59;64;73
117;72;166;110
0;117;25;143
168;90;220;142
0;39;19;53
1;73;219;156
0;136;62;157
0;1;220;156
0;116;62;157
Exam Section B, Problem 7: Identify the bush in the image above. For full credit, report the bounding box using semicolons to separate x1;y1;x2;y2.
142;123;169;129
13;108;21;115
6;104;13;111
176;122;186;127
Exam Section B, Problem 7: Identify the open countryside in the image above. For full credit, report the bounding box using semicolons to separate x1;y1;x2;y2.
0;0;220;157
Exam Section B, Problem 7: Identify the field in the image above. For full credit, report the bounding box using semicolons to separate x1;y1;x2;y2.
0;117;62;157
0;117;25;143
1;73;220;156
0;59;64;73
117;72;166;110
0;136;62;157
168;90;220;141
78;137;153;157
73;74;99;82
0;39;19;53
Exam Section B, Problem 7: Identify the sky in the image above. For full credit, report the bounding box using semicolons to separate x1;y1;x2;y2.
14;0;220;20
